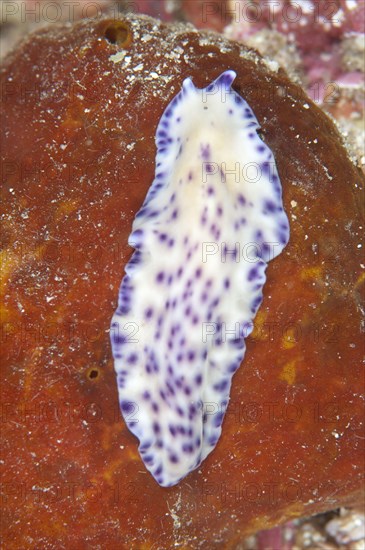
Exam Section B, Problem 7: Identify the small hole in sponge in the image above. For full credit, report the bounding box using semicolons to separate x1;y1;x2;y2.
88;368;99;380
102;21;132;47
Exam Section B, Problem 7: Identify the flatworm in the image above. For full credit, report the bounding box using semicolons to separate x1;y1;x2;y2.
110;70;289;487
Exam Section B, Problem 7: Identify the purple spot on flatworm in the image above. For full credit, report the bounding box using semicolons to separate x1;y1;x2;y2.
248;267;258;281
121;401;133;414
113;334;127;345
127;353;138;365
145;307;153;319
264;199;276;213
214;412;225;427
201;144;210;160
156;271;165;283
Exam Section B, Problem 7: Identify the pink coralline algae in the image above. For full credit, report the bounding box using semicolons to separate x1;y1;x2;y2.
223;0;364;102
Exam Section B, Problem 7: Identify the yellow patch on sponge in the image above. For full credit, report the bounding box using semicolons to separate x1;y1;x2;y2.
354;271;365;289
0;249;21;294
281;327;298;350
300;265;323;281
250;309;268;341
279;359;297;385
55;200;79;222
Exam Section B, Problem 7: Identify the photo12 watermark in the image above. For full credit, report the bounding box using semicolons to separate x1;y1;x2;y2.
200;1;342;25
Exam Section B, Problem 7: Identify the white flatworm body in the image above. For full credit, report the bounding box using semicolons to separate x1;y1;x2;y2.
110;70;289;487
